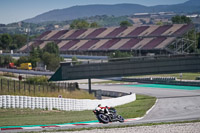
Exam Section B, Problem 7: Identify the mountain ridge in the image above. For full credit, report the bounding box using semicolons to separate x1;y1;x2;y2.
24;0;200;23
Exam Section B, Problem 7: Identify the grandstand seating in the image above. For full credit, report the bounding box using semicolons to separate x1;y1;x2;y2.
89;40;109;50
132;38;154;49
96;27;116;38
162;24;183;35
60;40;80;51
126;26;149;36
48;30;68;40
69;40;88;50
139;25;159;36
106;27;127;37
78;40;99;50
20;24;192;53
42;30;59;40
39;41;51;49
36;31;51;40
86;28;107;38
78;28;96;38
155;37;176;49
98;39;121;50
142;37;166;49
68;29;87;39
173;24;192;36
119;38;142;50
57;41;69;48
119;26;137;37
109;39;130;49
149;25;172;36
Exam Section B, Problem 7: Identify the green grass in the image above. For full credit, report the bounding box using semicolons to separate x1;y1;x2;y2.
0;78;95;99
0;95;156;127
115;95;156;118
127;72;200;80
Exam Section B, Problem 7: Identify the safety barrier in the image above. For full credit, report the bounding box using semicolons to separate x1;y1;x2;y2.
0;93;136;111
122;77;176;81
122;78;200;87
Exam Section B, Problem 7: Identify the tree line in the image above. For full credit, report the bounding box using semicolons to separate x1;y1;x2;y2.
18;42;63;71
0;42;63;71
0;34;28;50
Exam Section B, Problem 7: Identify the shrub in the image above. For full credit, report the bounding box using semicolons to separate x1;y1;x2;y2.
196;77;200;80
26;76;48;84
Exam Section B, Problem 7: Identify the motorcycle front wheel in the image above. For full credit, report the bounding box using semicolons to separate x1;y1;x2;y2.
98;114;109;124
118;115;124;123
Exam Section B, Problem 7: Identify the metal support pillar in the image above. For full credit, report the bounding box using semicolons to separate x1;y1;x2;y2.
88;78;92;94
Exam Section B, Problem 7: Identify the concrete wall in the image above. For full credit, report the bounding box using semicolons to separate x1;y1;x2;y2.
0;93;136;111
50;54;200;81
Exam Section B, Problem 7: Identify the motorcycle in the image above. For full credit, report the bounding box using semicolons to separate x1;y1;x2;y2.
93;107;124;124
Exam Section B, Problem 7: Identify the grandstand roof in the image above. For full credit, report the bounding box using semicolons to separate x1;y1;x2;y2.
20;24;193;53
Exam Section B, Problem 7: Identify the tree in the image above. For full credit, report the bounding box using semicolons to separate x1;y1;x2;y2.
71;56;81;65
0;34;13;49
17;56;29;66
109;50;132;58
12;34;27;49
171;15;192;24
41;52;60;71
90;22;100;28
0;55;13;67
43;42;59;56
120;21;132;27
70;20;90;29
156;21;163;25
29;47;41;67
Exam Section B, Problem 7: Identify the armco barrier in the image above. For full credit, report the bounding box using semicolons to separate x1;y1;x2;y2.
0;93;136;111
122;78;200;87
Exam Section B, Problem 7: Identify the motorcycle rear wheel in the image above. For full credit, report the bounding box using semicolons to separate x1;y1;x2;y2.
98;114;109;124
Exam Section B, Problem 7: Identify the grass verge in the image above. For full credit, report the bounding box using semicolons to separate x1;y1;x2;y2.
0;77;95;99
0;95;156;127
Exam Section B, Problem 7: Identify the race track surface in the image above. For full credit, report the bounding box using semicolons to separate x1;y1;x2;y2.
1;83;200;132
80;83;200;123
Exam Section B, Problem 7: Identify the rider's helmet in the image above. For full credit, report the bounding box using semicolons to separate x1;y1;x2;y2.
98;104;101;107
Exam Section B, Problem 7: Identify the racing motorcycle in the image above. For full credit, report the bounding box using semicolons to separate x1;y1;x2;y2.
93;107;124;124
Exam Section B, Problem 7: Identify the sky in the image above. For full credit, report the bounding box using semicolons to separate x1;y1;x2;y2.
0;0;188;24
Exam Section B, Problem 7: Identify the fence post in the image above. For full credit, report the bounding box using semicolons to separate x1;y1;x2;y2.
29;82;31;94
43;83;44;93
14;80;15;94
34;82;35;95
38;84;40;92
65;82;66;90
24;82;26;94
58;82;60;92
47;83;49;92
1;79;2;91
43;83;49;92
19;80;21;93
7;80;9;92
68;83;70;91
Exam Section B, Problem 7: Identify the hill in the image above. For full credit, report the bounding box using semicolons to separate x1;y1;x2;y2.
24;0;200;23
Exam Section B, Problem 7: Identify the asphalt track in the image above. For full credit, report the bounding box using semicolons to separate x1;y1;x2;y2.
1;83;200;132
80;83;200;123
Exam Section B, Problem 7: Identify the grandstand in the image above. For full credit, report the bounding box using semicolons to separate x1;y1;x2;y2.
20;24;194;56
